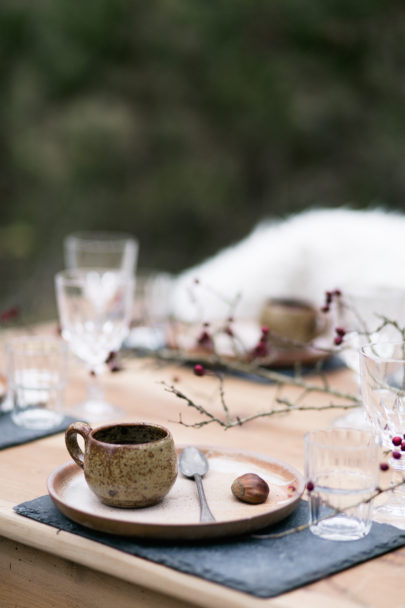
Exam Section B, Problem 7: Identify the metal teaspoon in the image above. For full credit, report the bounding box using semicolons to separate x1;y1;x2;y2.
179;446;216;522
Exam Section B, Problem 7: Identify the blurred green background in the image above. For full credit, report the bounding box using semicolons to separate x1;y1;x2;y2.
1;0;405;321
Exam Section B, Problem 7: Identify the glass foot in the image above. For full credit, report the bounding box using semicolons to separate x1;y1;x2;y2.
373;502;405;529
70;399;126;424
372;482;405;529
333;407;371;430
310;514;371;541
12;407;64;430
0;393;13;414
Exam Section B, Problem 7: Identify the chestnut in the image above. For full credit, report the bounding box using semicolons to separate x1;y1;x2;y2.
231;473;269;504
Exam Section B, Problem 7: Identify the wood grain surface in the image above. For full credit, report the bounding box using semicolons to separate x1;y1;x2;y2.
0;327;404;608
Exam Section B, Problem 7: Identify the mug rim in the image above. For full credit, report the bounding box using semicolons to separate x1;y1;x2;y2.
90;422;171;448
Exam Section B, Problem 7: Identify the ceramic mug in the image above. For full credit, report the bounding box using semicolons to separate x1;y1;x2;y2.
65;421;178;508
259;297;321;342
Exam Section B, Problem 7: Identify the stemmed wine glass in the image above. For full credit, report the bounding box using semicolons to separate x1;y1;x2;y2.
55;269;134;422
360;341;405;523
64;231;138;276
333;286;405;429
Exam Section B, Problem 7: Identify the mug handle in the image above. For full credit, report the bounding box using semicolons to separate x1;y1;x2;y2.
65;422;92;469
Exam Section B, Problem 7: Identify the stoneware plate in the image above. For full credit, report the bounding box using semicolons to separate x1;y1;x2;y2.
163;321;332;369
47;446;304;540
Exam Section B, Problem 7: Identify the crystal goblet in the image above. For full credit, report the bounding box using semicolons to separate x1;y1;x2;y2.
333;286;405;429
55;269;134;422
360;341;405;522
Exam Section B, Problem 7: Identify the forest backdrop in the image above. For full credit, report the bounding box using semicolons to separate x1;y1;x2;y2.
1;0;405;320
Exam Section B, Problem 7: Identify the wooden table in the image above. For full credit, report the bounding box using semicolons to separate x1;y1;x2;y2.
0;342;404;608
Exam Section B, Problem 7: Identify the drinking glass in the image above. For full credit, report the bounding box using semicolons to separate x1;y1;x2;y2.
127;270;175;351
64;231;138;276
305;427;379;541
6;336;68;429
360;342;405;521
333;286;405;429
55;269;134;422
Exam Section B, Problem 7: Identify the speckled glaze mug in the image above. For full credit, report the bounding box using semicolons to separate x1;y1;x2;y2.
65;421;178;508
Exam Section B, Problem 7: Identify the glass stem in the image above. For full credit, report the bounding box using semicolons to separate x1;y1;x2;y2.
86;372;104;404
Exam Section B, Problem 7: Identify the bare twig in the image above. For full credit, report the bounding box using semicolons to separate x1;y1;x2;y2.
162;381;358;429
252;479;405;540
146;347;359;401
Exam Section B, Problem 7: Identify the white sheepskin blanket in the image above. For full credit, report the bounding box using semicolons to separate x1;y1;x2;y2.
170;207;405;322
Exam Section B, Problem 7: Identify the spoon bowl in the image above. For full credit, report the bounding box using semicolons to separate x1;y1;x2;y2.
179;446;216;522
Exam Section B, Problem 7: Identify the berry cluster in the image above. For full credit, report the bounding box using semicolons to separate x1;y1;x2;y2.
196;322;214;350
321;289;341;313
251;326;270;359
391;434;405;460
0;305;19;323
105;350;122;373
334;326;346;346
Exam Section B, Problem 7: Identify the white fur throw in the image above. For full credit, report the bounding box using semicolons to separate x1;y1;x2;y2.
170;207;405;322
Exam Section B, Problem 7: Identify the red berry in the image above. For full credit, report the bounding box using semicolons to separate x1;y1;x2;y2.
392;436;402;446
261;325;269;335
197;330;213;348
253;340;269;358
105;351;116;364
334;336;343;346
401;442;405;451
306;481;315;492
321;306;330;313
334;289;342;296
392;451;402;460
380;462;389;471
194;364;206;377
335;327;346;336
0;305;20;323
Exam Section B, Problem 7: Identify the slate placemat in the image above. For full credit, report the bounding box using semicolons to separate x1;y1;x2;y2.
14;496;405;598
0;412;77;450
229;354;343;384
123;346;344;384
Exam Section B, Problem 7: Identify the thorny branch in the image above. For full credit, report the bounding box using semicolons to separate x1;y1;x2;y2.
124;285;405;429
155;289;405;428
162;381;359;429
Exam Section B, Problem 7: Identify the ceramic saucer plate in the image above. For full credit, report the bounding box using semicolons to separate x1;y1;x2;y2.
48;445;304;540
163;320;332;369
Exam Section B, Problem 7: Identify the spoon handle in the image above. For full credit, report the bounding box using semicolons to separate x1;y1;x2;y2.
194;474;216;522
